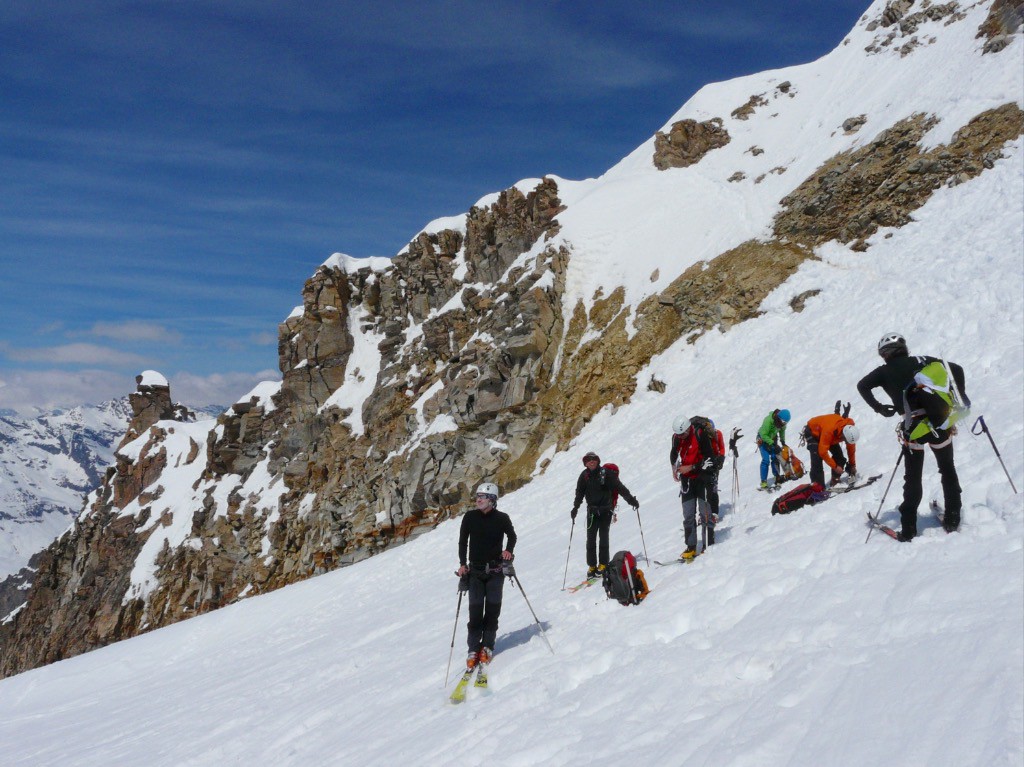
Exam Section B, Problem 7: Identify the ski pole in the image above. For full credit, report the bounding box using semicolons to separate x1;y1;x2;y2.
444;577;467;686
731;456;740;510
865;448;904;543
729;428;743;511
972;416;1018;494
507;567;555;655
560;519;575;590
633;504;650;566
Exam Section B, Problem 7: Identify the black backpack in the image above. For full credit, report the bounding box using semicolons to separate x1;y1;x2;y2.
602;551;650;605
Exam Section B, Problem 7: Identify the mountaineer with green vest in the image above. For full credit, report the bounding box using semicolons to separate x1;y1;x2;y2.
756;408;791;489
857;332;970;540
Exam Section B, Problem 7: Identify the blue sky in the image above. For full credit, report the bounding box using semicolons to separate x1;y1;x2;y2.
0;1;868;413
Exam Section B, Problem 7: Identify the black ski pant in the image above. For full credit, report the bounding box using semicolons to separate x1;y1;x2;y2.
680;476;715;549
898;436;961;538
807;438;846;486
466;568;504;653
586;505;613;567
707;472;721;520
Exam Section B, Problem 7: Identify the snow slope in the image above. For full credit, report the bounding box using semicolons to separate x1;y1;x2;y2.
1;2;1022;764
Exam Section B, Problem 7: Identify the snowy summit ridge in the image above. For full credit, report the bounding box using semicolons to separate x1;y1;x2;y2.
0;4;1022;764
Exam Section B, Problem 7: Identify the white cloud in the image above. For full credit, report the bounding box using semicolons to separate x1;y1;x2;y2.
3;343;151;367
84;321;183;344
249;331;278;346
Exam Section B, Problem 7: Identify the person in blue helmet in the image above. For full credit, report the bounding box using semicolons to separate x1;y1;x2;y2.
756;408;791;489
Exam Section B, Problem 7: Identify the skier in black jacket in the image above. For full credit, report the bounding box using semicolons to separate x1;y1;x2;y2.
457;482;516;669
857;332;970;540
570;451;639;578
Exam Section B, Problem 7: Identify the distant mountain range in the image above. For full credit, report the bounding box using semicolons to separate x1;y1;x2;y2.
0;399;133;580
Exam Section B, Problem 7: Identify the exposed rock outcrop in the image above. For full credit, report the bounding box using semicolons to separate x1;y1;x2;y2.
653;118;731;170
978;0;1024;52
865;1;967;55
732;94;768;121
775;103;1024;248
119;371;191;450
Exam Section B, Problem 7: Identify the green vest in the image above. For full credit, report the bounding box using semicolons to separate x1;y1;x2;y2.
905;361;969;440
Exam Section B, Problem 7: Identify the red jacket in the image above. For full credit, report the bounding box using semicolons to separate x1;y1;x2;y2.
670;428;723;479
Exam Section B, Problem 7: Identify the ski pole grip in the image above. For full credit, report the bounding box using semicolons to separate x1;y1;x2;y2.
971;415;986;436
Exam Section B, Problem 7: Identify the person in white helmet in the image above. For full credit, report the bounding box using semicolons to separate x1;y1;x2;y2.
857;333;970;540
457;482;516;669
802;412;859;487
670;414;723;558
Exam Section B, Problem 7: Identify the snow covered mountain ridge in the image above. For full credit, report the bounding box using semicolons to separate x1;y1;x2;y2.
0;0;1021;686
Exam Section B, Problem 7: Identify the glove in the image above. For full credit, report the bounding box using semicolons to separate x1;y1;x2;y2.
570;507;578;521
728;429;743;456
846;463;857;477
829;470;843;487
629;500;639;511
700;457;715;471
877;404;897;417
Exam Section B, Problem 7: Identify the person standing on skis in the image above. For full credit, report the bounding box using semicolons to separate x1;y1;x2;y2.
570;451;639;579
670;415;723;558
802;412;859;487
457;482;516;670
857;333;969;540
757;408;791;489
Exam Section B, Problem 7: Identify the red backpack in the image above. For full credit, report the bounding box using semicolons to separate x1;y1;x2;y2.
603;463;620;508
771;482;830;515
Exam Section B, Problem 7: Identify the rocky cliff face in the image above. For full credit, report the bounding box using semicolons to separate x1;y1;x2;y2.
2;0;1021;678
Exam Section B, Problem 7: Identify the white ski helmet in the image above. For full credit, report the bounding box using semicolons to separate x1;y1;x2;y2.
842;424;860;443
476;482;499;501
672;415;691;434
877;332;907;358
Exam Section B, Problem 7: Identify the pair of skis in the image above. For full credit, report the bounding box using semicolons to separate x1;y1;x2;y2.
655;508;712;566
566;575;600;593
867;500;948;541
449;660;490;704
831;473;883;494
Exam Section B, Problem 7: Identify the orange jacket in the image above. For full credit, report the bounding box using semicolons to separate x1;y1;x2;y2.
806;414;857;472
